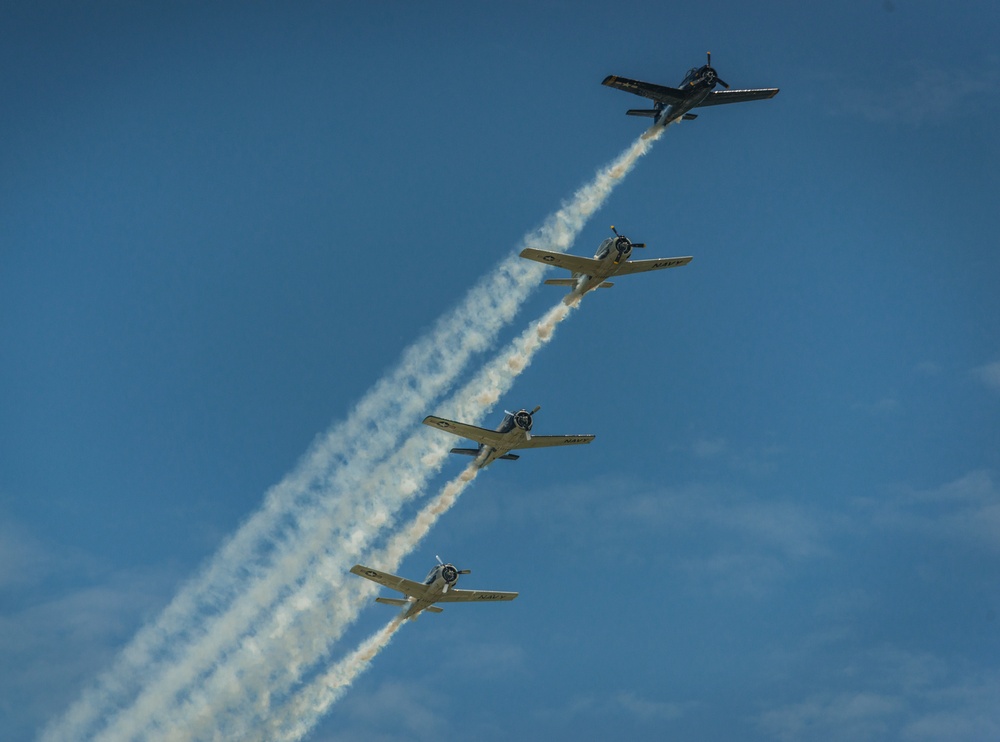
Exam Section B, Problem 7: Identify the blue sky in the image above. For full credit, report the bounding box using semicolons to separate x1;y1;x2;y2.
2;1;999;740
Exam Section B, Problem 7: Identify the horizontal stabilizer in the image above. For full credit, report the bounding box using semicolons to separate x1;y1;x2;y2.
598;282;614;288
682;113;698;120
626;108;659;118
544;278;577;287
498;453;520;461
449;447;480;457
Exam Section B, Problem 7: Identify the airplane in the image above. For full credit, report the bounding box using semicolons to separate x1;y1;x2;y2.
422;405;595;468
520;226;692;303
350;557;518;620
602;52;778;132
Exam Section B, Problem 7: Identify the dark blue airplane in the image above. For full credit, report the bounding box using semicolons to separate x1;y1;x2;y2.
603;53;778;133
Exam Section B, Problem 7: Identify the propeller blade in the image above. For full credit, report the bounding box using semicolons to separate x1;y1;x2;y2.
525;431;531;441
531;405;541;414
458;569;471;575
632;243;646;248
716;78;730;89
436;555;443;565
610;225;621;238
707;51;711;66
442;583;449;593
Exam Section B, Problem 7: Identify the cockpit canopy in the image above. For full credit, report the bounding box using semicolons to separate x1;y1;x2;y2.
595;237;614;260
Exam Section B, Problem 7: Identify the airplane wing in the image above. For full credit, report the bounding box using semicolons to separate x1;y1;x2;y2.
695;88;779;107
351;564;430;600
435;589;519;603
602;75;687;105
514;434;595;450
520;248;601;275
613;255;693;276
423;416;505;448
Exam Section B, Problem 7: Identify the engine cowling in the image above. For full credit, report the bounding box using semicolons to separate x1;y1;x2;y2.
441;565;458;584
614;236;632;260
513;410;533;431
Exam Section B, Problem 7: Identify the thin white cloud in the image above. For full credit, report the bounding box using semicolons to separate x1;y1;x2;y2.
758;691;903;741
677;437;784;474
0;519;53;589
756;647;1000;742
972;360;1000;392
915;361;941;376
860;470;1000;553
336;680;451;740
535;690;697;725
691;437;727;458
827;60;1000;125
0;563;176;741
465;476;832;598
439;640;526;680
851;396;901;415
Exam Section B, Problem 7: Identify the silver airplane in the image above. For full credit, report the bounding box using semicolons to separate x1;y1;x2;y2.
423;405;595;468
603;52;778;134
350;557;518;621
520;226;692;304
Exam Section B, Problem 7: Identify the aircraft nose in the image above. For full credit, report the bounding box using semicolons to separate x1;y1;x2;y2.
514;410;533;431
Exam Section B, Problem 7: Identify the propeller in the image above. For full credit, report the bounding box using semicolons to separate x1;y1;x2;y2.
527;405;540;440
510;405;540;440
610;225;645;247
436;559;472;593
705;51;729;89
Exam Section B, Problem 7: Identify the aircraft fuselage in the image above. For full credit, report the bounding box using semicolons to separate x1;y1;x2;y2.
652;67;716;128
566;236;634;298
473;411;532;467
655;88;710;127
402;563;461;619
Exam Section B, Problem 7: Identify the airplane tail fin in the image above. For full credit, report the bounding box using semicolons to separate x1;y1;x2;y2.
449;447;480;457
626;108;660;118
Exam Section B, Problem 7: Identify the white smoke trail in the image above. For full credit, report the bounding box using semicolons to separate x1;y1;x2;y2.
261;468;482;742
270;614;409;742
90;304;568;741
46;131;663;742
150;302;573;741
221;304;575;741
